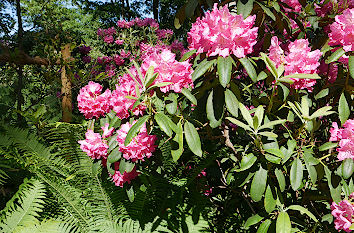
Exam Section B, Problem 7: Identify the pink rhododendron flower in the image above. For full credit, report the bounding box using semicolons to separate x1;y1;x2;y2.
104;35;114;44
329;8;354;52
141;49;193;93
111;69;145;119
110;162;139;187
187;3;258;58
116;122;157;162
115;39;124;45
78;130;108;159
331;199;354;232
329;119;354;161
101;123;114;138
114;55;125;66
156;29;173;39
268;37;322;91
280;0;302;12
77;81;112;119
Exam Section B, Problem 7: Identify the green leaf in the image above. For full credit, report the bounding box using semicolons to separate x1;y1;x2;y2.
217;56;233;87
290;158;303;191
282;73;321;80
144;66;156;87
264;186;276;213
126;186;135;202
309;106;334;120
256;220;272;233
119;159;135;174
265;154;281;164
257;2;276;20
259;132;278;138
226;117;252;131
264;148;284;158
342;158;354;179
257;71;268;81
339;93;350;125
287;205;318;222
107;147;122;163
165;93;178;115
147;82;173;91
349;56;354;79
239;102;254;128
192;59;216;81
315;88;329;100
258;120;286;130
260;53;277;78
185;0;198;18
237;0;254;19
244;214;263;229
184;121;202;157
155;113;173;137
206;90;223;128
225;89;239;117
250;166;268;202
171;121;184;161
276;212;291;233
236;153;257;172
254;106;264;129
180;49;197;62
319;142;338;151
181;88;197;105
124;115;149;146
239;57;257;82
326;48;345;63
275;168;286;192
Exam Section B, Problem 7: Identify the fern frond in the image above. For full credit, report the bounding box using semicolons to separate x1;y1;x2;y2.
0;179;46;232
14;219;77;233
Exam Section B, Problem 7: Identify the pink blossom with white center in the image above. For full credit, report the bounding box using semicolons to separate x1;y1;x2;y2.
141;49;193;93
78;130;108;160
77;81;112;119
268;37;322;91
280;0;302;12
331;199;354;232
116;122;157;162
187;3;258;58
329;8;354;52
110;162;139;187
329;119;354;161
101;123;114;138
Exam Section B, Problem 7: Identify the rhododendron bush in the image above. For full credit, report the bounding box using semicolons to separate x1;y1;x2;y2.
75;1;354;232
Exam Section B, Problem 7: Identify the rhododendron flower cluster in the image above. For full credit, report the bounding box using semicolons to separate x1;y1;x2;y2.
78;130;108;159
110;69;146;119
188;3;258;58
116;122;157;162
280;0;302;12
331;196;354;232
110;163;139;187
329;119;354;161
141;49;193;93
329;8;354;52
77;81;112;119
268;37;322;91
116;18;159;29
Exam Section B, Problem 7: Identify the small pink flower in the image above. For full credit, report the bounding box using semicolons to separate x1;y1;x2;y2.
331;199;354;232
114;55;125;66
110;162;139;187
187;3;258;58
78;130;108;159
280;0;302;12
116;122;157;162
330;122;343;142
77;81;112;119
115;39;124;45
101;123;114;138
329;8;354;52
104;35;114;44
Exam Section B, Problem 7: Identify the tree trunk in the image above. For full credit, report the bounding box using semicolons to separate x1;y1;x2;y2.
15;0;25;125
153;0;159;21
61;44;72;122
